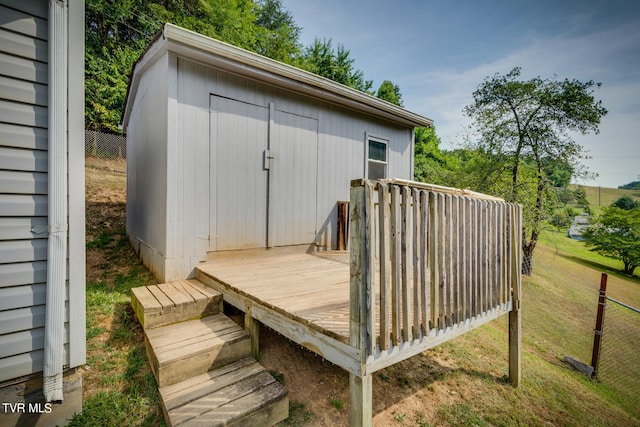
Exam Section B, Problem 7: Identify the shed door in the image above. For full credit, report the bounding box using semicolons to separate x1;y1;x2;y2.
209;96;318;251
269;110;318;247
209;95;269;251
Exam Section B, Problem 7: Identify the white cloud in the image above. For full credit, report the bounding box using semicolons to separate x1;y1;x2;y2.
402;22;640;187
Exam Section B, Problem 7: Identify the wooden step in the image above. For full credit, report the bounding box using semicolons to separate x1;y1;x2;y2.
131;279;222;329
159;357;289;427
146;314;251;387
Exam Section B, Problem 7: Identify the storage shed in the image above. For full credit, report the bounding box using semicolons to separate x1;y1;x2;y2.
0;0;85;424
122;24;433;282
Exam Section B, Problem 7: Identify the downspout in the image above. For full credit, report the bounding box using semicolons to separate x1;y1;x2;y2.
43;0;68;403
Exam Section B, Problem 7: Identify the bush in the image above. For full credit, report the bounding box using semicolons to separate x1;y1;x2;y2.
550;211;572;229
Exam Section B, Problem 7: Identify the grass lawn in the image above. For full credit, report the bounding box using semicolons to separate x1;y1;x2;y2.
73;160;640;426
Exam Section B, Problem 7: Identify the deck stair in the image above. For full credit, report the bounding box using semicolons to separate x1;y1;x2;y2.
131;279;288;426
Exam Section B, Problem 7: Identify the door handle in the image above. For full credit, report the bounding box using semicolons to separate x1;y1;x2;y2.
264;150;274;170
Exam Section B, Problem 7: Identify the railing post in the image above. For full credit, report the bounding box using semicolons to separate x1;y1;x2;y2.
349;179;374;427
508;204;522;387
591;273;608;379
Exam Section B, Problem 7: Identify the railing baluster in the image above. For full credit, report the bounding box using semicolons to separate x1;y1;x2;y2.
452;195;460;325
390;185;401;345
412;188;421;339
429;191;439;330
479;200;486;314
420;190;429;336
401;186;411;342
438;192;446;329
472;198;479;318
458;196;465;324
378;183;391;350
488;201;494;310
445;194;453;327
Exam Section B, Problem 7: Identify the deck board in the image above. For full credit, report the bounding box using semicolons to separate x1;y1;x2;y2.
198;248;352;343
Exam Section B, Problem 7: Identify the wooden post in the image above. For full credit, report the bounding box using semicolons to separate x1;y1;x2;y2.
244;303;260;359
349;373;372;427
591;273;608;379
349;180;374;427
337;201;349;251
508;205;522;387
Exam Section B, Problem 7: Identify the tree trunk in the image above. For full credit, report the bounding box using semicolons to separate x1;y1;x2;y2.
521;143;544;276
522;239;536;276
623;262;637;276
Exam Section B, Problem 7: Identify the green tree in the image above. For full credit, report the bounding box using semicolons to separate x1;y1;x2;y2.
85;0;160;132
376;80;403;106
619;180;640;190
300;38;373;93
583;206;640;275
413;126;459;184
254;0;301;63
542;157;573;188
85;0;303;133
612;196;640;210
464;67;607;275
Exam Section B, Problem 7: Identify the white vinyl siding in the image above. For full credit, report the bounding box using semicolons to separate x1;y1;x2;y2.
0;0;85;383
0;0;51;383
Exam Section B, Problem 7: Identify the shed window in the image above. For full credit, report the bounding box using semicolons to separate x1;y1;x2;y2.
367;138;388;180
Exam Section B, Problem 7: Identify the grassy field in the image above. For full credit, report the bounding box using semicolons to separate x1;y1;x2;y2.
570;183;640;215
73;160;640;426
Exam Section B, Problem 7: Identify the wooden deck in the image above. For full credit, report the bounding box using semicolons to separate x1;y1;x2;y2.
194;180;522;426
197;247;352;344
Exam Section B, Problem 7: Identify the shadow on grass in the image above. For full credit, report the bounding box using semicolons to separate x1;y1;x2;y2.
557;253;640;284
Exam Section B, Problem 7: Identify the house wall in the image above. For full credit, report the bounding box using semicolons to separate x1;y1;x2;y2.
155;56;412;280
126;53;171;280
0;0;85;385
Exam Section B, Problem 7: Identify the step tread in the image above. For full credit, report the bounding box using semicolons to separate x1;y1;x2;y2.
160;357;288;427
146;314;251;387
131;279;222;329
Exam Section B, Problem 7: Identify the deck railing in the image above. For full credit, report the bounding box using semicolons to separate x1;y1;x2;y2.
349;179;522;375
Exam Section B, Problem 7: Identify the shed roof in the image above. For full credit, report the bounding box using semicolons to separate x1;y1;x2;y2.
122;23;434;129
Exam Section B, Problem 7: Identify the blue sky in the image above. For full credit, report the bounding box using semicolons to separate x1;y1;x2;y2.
281;0;640;188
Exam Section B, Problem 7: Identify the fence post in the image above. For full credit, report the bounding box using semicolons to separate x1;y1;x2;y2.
591;273;608;379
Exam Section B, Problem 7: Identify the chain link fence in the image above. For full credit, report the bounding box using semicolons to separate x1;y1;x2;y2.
85;130;126;160
597;296;640;417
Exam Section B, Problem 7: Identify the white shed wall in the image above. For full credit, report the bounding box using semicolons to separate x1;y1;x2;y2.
126;53;170;279
152;57;412;280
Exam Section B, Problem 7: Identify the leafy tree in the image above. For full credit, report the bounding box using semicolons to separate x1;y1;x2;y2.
573;186;589;208
85;0;160;132
413;126;459;184
549;210;572;230
618;180;640;190
542;157;573;188
583;206;640;275
300;38;373;93
376;80;403;106
85;0;302;133
254;0;301;63
464;67;607;275
612;196;640;210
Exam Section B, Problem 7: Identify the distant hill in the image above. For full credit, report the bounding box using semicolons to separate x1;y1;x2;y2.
619;180;640;190
568;184;640;212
